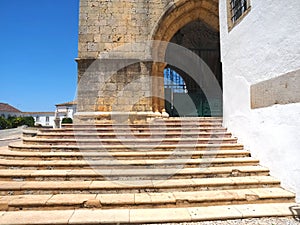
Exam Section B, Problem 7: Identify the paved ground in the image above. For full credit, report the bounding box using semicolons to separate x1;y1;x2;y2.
144;217;300;225
0;127;23;147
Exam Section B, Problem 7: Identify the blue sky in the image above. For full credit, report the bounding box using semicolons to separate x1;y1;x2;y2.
0;0;79;112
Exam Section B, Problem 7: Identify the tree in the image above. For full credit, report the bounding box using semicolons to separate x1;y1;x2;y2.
0;116;9;129
3;116;35;129
61;117;73;124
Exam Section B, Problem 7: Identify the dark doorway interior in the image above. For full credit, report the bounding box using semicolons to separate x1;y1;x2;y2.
164;20;223;117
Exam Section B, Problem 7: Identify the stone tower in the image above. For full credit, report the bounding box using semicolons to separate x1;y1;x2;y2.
76;0;221;121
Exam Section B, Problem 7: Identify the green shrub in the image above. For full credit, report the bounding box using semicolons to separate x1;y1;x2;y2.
61;117;73;124
11;117;24;128
3;116;35;129
0;116;10;129
23;117;35;127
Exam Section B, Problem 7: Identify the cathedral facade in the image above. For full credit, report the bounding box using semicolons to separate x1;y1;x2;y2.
76;0;300;200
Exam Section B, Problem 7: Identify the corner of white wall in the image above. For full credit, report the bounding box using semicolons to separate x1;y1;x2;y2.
219;0;300;202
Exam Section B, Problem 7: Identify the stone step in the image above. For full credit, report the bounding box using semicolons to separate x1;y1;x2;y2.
62;118;223;126
159;117;223;121
0;203;298;225
0;166;269;181
0;176;280;195
22;137;238;145
0;118;297;223
0;157;259;169
9;142;244;152
0;148;251;160
35;131;232;139
0;188;294;211
69;117;223;124
61;123;224;128
37;127;228;134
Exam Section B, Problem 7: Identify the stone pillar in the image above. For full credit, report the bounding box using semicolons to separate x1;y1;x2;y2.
54;110;61;128
75;57;157;122
75;0;173;122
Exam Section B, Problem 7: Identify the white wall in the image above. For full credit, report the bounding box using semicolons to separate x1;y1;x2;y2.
55;104;77;127
219;0;300;201
32;114;55;127
56;105;76;119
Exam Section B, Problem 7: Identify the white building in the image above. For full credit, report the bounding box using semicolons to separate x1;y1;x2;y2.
55;101;77;119
22;112;55;128
219;0;300;201
54;101;77;128
25;101;77;128
0;102;76;128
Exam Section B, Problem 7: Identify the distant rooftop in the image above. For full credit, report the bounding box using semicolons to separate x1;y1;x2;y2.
0;103;54;115
0;103;22;113
23;112;54;115
56;101;77;107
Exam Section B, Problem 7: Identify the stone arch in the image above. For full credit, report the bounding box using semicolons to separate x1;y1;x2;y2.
151;0;220;112
152;0;219;42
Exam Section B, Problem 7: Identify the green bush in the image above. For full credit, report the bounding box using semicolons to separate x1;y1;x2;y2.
0;116;35;129
0;116;10;129
23;117;35;127
6;116;15;128
61;117;73;124
11;117;24;128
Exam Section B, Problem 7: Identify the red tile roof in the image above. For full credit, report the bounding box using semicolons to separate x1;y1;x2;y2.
0;103;22;113
23;112;54;115
56;101;77;107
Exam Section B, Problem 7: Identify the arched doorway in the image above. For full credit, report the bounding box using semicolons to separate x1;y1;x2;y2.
164;20;222;117
151;0;222;117
164;66;212;117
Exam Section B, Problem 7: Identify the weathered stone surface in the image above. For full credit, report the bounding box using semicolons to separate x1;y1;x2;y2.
76;0;220;115
251;69;300;109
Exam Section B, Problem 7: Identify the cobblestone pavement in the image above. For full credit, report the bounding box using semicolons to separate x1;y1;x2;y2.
143;217;300;225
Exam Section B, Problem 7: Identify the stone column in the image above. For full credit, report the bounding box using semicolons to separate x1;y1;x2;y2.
75;0;171;122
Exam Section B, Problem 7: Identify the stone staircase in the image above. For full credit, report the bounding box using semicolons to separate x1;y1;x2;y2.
0;117;298;224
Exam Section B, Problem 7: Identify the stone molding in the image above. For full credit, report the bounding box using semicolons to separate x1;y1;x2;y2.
251;69;300;109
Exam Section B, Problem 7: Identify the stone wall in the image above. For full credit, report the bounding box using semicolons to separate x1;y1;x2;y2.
77;0;173;115
77;59;152;113
251;69;300;109
77;0;220;114
78;0;171;58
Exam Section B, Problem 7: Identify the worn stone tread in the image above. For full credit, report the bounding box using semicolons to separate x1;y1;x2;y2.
0;176;280;192
0;188;294;210
0;118;296;224
0;149;250;158
0;203;298;224
0;165;269;178
62;122;223;126
0;157;259;168
37;131;230;135
39;128;228;134
22;137;238;143
9;142;244;150
35;132;232;139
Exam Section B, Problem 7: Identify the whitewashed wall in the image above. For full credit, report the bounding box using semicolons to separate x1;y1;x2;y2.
56;104;77;127
32;114;55;127
56;105;76;119
219;0;300;201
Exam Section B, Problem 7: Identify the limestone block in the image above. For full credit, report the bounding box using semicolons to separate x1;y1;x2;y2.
87;42;98;51
251;69;300;109
83;199;102;208
0;201;8;211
